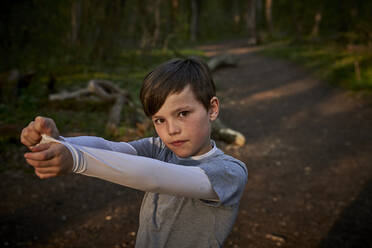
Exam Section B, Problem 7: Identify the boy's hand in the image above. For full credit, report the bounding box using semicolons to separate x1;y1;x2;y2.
21;116;60;149
24;142;73;179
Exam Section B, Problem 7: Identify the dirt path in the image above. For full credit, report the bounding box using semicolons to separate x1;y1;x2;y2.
199;40;372;248
1;40;372;248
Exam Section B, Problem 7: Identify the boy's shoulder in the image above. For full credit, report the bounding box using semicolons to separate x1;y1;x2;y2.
198;146;247;207
204;148;247;176
203;145;246;171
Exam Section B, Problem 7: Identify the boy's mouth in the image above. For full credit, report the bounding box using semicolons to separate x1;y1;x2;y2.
170;140;187;147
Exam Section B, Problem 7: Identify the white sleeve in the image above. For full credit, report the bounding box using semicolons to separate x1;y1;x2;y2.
60;135;137;155
41;135;219;201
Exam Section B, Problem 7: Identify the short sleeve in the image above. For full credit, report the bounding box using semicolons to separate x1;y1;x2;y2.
128;137;165;158
199;158;247;207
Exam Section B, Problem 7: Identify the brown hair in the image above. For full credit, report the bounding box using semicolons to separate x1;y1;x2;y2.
140;57;216;117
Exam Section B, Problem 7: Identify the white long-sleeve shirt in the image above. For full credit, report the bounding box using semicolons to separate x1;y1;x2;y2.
40;135;219;201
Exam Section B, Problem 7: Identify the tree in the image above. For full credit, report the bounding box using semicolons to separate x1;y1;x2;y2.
265;0;273;36
71;0;82;46
245;0;257;45
190;0;201;42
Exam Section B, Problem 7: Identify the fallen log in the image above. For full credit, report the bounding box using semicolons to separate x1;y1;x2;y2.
207;54;238;71
49;88;91;101
212;118;245;147
49;79;130;132
87;79;127;101
106;94;127;133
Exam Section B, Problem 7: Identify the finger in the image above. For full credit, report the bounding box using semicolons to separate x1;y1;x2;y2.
34;116;54;136
20;126;41;147
25;158;55;168
20;128;33;147
34;170;57;179
27;122;42;142
24;147;55;162
30;143;52;152
35;166;59;174
21;136;40;149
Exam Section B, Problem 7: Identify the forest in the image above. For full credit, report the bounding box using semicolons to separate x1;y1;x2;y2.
1;1;372;248
1;0;371;129
1;0;371;71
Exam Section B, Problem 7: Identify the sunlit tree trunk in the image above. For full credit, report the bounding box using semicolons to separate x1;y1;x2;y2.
265;0;273;35
71;0;81;45
245;0;257;45
190;0;201;42
170;0;179;29
311;10;322;38
232;0;241;30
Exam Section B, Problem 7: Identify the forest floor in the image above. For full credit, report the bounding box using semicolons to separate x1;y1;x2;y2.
1;39;372;248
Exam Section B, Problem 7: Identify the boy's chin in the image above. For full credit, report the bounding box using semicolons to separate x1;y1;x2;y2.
168;147;194;158
172;150;191;158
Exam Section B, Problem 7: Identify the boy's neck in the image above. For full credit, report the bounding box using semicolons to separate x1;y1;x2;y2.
176;141;216;161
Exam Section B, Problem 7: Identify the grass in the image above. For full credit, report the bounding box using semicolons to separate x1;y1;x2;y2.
260;41;372;92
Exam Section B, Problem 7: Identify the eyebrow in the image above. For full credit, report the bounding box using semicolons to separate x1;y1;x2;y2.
152;106;192;119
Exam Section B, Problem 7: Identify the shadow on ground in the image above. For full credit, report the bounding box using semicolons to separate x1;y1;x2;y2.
319;179;372;248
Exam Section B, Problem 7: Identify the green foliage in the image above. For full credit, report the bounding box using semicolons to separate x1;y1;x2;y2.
261;42;372;91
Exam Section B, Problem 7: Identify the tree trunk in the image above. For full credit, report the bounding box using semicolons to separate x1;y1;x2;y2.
245;0;257;45
169;0;179;33
138;1;151;49
232;0;241;27
152;0;162;46
265;0;273;35
71;0;82;45
311;10;322;38
190;0;201;42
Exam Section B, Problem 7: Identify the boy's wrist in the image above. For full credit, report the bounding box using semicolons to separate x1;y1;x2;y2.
61;142;86;173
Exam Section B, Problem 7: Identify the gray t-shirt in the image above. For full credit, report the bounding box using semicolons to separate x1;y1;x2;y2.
129;137;248;248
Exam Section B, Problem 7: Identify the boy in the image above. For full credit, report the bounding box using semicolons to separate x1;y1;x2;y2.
21;58;248;247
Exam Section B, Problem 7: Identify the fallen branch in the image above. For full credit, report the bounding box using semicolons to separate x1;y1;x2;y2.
207;54;238;71
212;119;245;147
49;79;130;132
106;94;127;133
49;88;91;101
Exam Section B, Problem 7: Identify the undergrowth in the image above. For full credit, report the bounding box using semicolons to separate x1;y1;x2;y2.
260;41;372;92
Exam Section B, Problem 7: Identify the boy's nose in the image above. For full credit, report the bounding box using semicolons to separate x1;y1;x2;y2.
167;121;181;136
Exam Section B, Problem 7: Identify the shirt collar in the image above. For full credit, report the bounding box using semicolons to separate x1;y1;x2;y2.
176;140;218;161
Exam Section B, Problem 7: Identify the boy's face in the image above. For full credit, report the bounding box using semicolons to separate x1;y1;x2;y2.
151;85;219;158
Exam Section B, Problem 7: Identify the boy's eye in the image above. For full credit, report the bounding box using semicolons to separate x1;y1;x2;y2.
179;111;189;118
154;118;165;124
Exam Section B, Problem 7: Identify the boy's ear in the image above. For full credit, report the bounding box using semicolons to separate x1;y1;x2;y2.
209;97;219;121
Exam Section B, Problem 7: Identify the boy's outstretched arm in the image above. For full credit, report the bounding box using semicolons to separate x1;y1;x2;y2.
21;116;136;155
39;135;219;201
61;136;137;155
